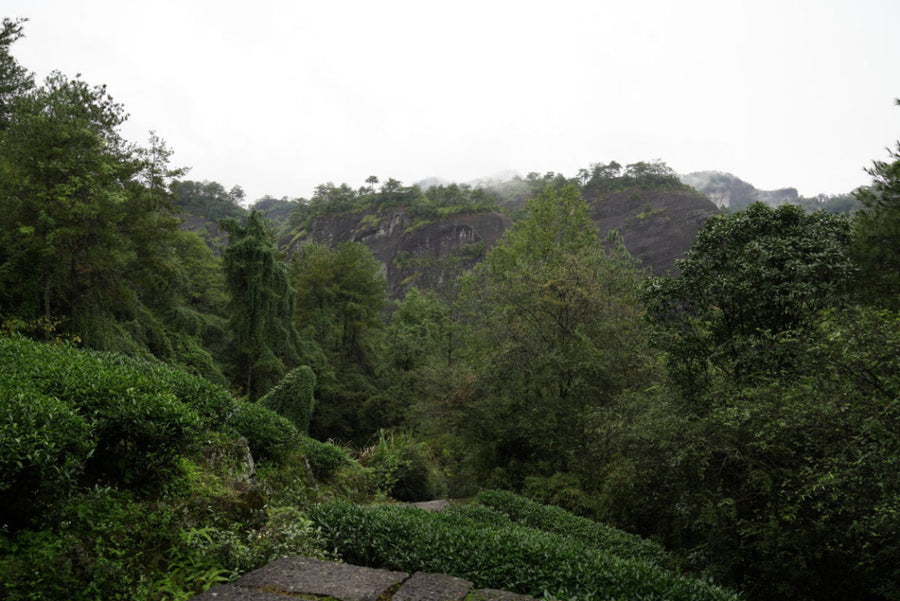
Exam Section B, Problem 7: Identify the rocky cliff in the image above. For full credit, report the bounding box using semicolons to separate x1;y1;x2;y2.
293;207;511;298
681;171;798;210
585;187;720;274
293;186;718;297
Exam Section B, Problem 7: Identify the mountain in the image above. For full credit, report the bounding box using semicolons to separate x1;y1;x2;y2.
584;186;720;274
292;180;719;297
681;171;799;210
175;165;723;298
291;206;511;299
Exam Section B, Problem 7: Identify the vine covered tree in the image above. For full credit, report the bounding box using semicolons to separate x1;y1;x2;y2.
221;211;300;399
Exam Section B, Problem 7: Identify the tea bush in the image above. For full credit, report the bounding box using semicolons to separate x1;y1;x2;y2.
475;489;671;567
300;436;351;480
226;401;300;463
0;336;203;499
0;390;93;527
309;502;740;601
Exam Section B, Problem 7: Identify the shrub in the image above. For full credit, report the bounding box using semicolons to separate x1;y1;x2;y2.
0;336;203;496
300;436;350;480
475;489;671;567
85;387;201;490
260;365;316;434
358;430;446;502
0;390;93;528
227;401;299;463
309;502;739;601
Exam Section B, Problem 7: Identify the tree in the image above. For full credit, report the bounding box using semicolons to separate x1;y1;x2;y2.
221;211;300;399
0;17;33;130
645;202;855;404
365;175;379;196
853;108;900;309
291;241;387;442
455;184;656;489
0;71;140;328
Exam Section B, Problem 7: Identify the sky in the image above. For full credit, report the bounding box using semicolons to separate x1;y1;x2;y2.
5;0;900;202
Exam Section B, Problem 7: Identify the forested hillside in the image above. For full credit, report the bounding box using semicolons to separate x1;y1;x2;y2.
2;16;899;601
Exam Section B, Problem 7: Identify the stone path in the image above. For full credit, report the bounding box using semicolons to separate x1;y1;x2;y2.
190;556;538;601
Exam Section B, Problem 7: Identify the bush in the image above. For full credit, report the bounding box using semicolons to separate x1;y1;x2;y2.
227;401;299;463
260;365;316;434
309;502;739;601
300;436;350;480
0;390;93;528
475;489;671;567
358;430;447;502
0;336;203;497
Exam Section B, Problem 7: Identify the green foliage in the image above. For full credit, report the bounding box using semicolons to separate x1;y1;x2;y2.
300;436;351;480
0;390;93;526
226;401;300;464
475;489;670;567
309;502;739;601
645;202;854;404
0;70;136;324
358;430;447;502
0;485;328;601
598;307;900;601
0;17;33;129
170;180;247;221
584;160;689;196
292;241;387;442
0;336;207;506
260;365;316;434
853;122;900;309
453;184;656;487
222;210;301;399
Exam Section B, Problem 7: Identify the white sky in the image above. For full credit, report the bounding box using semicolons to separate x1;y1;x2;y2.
5;0;900;202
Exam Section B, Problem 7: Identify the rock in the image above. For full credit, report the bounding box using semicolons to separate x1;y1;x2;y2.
234;556;408;601
393;572;473;601
189;557;542;601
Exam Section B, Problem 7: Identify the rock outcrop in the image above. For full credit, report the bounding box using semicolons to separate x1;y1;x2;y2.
191;556;538;601
294;208;511;298
681;171;799;210
586;188;720;275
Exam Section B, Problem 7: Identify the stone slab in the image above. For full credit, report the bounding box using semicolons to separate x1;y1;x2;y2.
408;500;453;512
471;589;539;601
189;584;290;600
393;571;473;601
235;556;409;601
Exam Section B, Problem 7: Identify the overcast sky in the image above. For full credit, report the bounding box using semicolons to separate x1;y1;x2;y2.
5;0;900;202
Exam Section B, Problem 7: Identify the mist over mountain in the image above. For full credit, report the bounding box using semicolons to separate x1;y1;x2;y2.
680;171;800;210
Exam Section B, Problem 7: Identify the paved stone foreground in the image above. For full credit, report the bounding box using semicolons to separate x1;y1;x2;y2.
190;556;538;601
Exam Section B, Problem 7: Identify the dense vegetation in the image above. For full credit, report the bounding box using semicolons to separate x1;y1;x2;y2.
2;16;900;601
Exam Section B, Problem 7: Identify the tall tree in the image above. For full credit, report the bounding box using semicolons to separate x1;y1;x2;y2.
0;71;139;328
853;107;900;309
645;202;855;405
0;17;33;130
221;211;300;399
292;241;386;442
456;184;655;489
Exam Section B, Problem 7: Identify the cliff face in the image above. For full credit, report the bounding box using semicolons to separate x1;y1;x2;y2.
298;208;511;298
586;188;720;275
681;171;798;210
296;187;718;297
